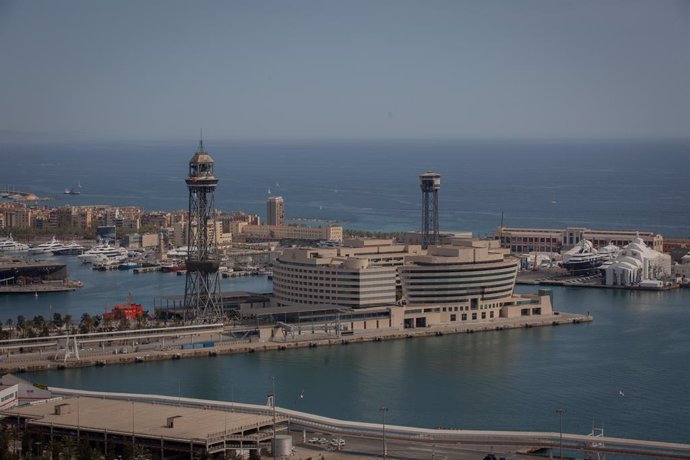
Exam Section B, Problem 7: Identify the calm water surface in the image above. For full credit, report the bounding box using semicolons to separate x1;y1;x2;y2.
20;284;690;444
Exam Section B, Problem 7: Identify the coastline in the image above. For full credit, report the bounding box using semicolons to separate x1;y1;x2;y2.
2;312;590;374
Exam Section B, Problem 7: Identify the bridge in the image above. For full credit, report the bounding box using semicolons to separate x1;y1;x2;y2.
47;388;690;459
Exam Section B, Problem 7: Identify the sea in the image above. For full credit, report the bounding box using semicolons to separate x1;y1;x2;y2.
1;139;690;446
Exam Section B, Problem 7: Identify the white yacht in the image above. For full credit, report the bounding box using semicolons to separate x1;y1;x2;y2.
29;236;64;254
0;234;29;252
78;243;129;264
52;241;86;255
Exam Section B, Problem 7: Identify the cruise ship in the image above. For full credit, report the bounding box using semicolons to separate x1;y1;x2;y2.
77;243;129;265
0;234;29;252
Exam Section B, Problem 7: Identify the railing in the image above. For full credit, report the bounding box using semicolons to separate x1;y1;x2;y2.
47;387;690;459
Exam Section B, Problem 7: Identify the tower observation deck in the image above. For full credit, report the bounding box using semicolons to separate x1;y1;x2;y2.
420;171;441;249
183;139;222;322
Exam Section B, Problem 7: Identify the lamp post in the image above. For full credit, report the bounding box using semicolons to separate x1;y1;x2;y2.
272;376;277;460
379;406;388;459
556;408;566;460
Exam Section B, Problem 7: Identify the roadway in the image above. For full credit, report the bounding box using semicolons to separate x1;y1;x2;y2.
50;387;690;459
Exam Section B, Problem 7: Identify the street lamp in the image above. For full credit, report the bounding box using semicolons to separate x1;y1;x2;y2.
379;406;388;459
556;408;566;460
272;376;277;460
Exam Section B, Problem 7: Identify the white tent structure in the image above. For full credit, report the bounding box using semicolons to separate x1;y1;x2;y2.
604;237;671;286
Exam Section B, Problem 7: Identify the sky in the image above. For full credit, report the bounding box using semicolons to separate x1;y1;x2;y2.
0;0;688;141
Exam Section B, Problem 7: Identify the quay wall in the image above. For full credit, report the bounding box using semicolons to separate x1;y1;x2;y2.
0;312;591;373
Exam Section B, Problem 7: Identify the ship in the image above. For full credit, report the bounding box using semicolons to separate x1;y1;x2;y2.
560;239;605;274
0;234;29;252
29;236;64;254
64;181;82;195
51;241;86;255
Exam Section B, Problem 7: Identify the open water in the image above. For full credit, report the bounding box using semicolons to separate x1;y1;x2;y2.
1;139;689;444
2;139;689;236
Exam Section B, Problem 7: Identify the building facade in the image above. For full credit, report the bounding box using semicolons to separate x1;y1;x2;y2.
273;247;398;308
266;196;285;226
236;223;343;242
496;226;664;253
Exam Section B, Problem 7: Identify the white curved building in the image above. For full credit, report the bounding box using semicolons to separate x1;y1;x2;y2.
604;237;672;286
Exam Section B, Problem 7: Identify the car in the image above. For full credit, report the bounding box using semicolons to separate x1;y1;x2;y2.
318;438;328;445
308;437;320;443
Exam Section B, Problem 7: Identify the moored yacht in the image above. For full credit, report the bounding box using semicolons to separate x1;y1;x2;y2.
52;241;86;255
29;236;64;254
0;234;29;252
78;243;129;264
560;239;605;274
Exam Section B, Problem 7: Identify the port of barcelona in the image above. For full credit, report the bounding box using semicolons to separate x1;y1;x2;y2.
1;1;689;459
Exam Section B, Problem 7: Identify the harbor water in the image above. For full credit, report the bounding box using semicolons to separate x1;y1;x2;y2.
2;139;689;445
10;262;690;445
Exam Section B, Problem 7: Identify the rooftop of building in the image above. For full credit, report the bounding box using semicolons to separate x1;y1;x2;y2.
4;396;281;443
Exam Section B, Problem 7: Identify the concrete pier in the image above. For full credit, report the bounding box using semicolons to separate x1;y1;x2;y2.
0;313;590;373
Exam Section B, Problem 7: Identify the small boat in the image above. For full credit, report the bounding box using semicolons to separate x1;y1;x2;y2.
64;181;82;195
118;261;140;270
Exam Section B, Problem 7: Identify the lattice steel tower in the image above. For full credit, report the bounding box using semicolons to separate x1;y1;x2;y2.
183;138;222;322
420;171;441;249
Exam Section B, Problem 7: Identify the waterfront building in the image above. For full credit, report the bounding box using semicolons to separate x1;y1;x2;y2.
267;195;285;226
271;237;552;331
397;239;547;327
235;222;343;243
603;237;672;286
663;237;690;253
272;247;398;308
496;226;663;253
272;239;422;308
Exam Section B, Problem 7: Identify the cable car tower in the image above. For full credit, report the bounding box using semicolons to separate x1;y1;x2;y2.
420;171;441;249
183;137;222;322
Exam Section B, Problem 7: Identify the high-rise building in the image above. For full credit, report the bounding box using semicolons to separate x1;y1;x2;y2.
266;196;285;226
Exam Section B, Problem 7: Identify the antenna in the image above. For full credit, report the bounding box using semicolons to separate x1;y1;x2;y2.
500;211;504;228
198;128;204;152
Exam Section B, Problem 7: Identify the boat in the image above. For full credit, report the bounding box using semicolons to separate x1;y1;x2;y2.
77;242;129;265
64;181;82;195
103;294;145;320
0;234;29;252
51;241;86;255
160;261;186;272
560;239;605;274
118;261;139;270
29;236;64;254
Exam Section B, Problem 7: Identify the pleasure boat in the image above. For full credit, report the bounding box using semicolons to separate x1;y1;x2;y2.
52;241;86;255
560;239;605;274
29;236;64;254
77;243;129;264
0;234;29;252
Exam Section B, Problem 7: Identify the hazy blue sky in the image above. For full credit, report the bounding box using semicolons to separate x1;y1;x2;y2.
0;0;688;141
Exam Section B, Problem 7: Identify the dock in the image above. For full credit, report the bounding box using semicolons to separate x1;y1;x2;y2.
133;265;161;273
